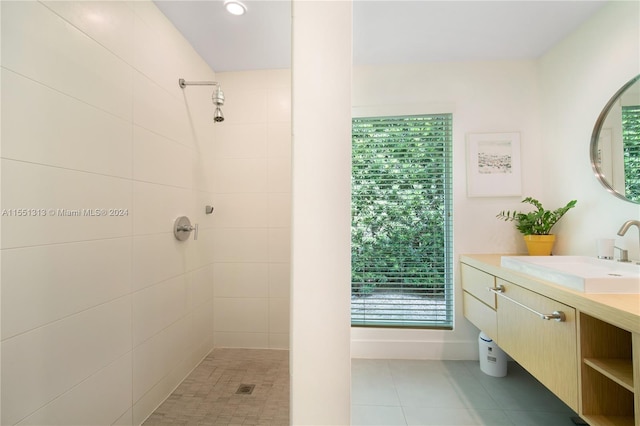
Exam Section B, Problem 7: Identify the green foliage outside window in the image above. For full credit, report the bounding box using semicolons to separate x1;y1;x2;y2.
351;115;453;328
622;105;640;202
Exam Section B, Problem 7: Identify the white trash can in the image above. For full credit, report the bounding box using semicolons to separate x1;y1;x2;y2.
478;332;507;377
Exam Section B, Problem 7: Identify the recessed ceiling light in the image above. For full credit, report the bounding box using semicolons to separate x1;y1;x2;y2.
224;0;247;16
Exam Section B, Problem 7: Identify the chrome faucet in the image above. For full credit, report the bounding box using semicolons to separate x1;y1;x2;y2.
617;220;640;262
618;219;640;237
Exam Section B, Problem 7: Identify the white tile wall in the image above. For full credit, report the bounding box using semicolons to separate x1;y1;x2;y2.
212;228;270;263
211;158;269;194
269;298;290;333
133;182;192;235
17;353;133;426
184;228;216;271
132;275;189;346
42;1;136;65
133;125;195;188
2;69;133;179
268;157;292;192
1;2;291;424
269;228;291;263
213;298;269;333
188;266;215;309
1;160;133;248
1;1;133;120
132;234;187;292
1;297;132;425
220;88;268;126
213;123;268;159
132;317;191;403
213;331;270;349
132;72;190;146
268;193;292;227
269;333;290;349
2;238;132;339
269;263;291;298
213;263;269;298
213;193;269;228
266;87;292;123
213;70;291;350
1;1;216;424
267;123;292;158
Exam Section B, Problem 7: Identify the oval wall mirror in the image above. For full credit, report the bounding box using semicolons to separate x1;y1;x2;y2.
590;74;640;204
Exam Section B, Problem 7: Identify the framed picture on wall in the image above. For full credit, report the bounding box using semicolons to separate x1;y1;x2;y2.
466;132;522;197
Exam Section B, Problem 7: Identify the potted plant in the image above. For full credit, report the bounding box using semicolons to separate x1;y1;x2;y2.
496;197;577;255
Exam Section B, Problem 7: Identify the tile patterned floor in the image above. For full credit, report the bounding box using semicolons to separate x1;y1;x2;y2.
143;349;289;425
144;349;579;426
351;359;580;426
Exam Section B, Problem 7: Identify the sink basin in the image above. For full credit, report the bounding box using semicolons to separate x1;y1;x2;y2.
500;256;640;293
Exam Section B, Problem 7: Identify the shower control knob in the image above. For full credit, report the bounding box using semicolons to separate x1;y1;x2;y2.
174;216;198;241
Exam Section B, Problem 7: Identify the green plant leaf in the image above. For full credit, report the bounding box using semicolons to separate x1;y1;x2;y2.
496;198;577;235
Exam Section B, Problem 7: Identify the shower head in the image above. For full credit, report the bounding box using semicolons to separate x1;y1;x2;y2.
212;86;225;122
178;78;226;124
213;106;224;123
212;86;225;106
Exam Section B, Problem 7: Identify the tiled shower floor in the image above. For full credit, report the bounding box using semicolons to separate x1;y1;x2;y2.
143;349;289;425
144;349;578;425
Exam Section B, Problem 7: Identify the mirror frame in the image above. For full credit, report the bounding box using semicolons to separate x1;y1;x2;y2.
590;73;640;204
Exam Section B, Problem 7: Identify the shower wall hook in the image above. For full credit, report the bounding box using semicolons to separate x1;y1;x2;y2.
205;205;214;215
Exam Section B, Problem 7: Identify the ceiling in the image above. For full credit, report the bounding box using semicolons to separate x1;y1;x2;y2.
155;0;607;73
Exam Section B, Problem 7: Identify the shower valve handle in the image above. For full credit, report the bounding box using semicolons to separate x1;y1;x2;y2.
174;216;198;241
178;224;198;240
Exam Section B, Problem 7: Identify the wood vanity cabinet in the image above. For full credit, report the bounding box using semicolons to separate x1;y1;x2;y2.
495;278;578;411
461;263;578;411
579;313;636;426
460;256;640;426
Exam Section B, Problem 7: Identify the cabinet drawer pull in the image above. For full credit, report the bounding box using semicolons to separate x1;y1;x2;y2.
541;311;566;321
489;287;566;322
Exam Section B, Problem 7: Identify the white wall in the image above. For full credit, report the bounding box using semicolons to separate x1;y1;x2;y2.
291;0;352;424
0;2;4;421
538;0;640;259
351;60;543;359
211;69;291;350
1;2;216;424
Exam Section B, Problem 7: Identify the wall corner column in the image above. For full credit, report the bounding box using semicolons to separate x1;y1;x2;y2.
290;0;353;424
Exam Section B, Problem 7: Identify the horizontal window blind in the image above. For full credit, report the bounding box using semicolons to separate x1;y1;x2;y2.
351;114;453;329
622;105;640;202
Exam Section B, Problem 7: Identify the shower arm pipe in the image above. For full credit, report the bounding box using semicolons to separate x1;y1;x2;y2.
178;78;221;89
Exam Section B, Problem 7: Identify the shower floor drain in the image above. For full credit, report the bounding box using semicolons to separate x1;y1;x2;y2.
235;384;255;395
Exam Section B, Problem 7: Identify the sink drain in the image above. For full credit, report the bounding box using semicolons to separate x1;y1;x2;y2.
235;384;255;395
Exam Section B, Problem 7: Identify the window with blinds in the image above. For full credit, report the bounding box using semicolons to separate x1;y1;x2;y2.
622;105;640;201
351;114;453;329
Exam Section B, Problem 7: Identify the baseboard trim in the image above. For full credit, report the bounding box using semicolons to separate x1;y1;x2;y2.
351;338;478;360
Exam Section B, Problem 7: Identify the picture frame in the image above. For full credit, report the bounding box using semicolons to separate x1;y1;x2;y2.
466;132;522;197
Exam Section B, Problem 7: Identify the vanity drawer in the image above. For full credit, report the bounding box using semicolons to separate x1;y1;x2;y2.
463;291;498;341
495;278;578;411
461;264;497;309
